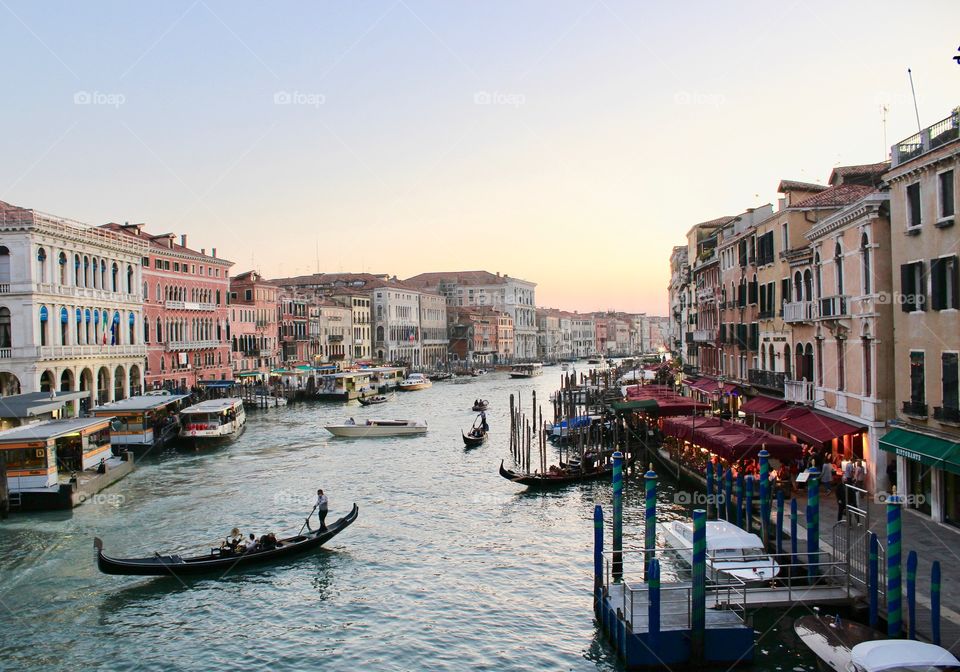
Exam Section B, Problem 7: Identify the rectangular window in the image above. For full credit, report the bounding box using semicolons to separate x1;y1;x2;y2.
907;182;922;228
781;222;789;252
142;257;150;267
943;353;959;411
910;351;925;404
245;289;252;301
173;262;180;272
940;170;955;221
863;339;872;397
931;256;959;311
837;339;845;391
900;261;927;312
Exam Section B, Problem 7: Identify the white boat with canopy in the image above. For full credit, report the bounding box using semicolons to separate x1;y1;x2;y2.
658;519;779;583
325;418;428;437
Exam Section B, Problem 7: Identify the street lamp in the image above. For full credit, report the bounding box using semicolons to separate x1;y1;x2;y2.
715;375;726;418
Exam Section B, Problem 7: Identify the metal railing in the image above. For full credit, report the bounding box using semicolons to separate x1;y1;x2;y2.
167;339;219;351
748;368;785;391
902;400;928;417
934;405;960;423
892;110;960;166
818;295;849;319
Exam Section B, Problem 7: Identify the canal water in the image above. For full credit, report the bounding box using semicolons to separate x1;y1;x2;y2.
0;371;824;671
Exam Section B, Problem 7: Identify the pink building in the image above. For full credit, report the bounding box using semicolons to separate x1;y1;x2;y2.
229;271;281;374
104;225;233;391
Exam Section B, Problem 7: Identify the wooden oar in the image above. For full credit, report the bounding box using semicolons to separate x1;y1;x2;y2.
299;503;319;535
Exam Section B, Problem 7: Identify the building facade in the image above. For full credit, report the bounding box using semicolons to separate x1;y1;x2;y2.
883;107;960;525
0;201;147;409
104;226;233;390
229;271;280;374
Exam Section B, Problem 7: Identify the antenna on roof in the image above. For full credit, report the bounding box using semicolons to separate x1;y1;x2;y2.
881;104;889;160
908;68;921;134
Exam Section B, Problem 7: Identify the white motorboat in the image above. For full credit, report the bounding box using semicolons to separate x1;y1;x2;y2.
850;640;960;672
179;398;246;441
397;373;432;391
658;519;779;583
325;418;428;437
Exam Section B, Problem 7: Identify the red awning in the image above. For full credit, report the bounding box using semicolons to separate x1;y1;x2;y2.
688;377;739;396
661;415;802;460
754;405;809;424
741;396;787;415
780;410;866;446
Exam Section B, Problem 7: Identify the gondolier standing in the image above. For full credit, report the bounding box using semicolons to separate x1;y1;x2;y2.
315;489;328;532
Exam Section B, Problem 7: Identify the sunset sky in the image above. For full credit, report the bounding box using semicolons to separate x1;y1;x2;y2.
2;1;958;314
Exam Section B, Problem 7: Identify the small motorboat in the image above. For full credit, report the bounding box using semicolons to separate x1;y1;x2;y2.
429;372;455;381
325;418;428;437
794;614;885;672
658;519;779;583
397;373;432;391
471;399;489;412
95;504;359;576
471;369;486;377
498;459;612;488
358;393;395;406
509;363;543;378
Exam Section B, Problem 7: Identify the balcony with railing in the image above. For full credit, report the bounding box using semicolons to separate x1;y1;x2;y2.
696;287;716;302
165;300;217;311
328;334;344;343
892;110;960;167
817;295;849;320
784;378;814;404
748;368;785;392
934;406;960;424
36;343;147;359
692;329;715;343
167;339;219;351
783;300;816;323
902;400;928;418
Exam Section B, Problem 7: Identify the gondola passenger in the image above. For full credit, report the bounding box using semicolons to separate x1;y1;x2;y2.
245;533;258;552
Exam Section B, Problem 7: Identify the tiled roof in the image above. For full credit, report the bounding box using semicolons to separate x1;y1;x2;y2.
789;184;877;209
777;180;828;194
694;216;736;228
101;223;233;265
405;270;533;287
828;162;889;186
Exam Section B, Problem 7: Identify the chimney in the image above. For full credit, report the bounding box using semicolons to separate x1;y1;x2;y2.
167;235;174;249
201;248;206;255
778;197;787;211
180;234;187;248
212;248;217;258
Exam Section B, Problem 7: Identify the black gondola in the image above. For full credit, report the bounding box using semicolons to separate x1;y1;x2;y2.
462;428;487;447
498;459;613;488
359;394;393;406
95;504;359;576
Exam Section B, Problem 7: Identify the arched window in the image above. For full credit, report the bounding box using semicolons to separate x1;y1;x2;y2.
58;252;68;284
160;356;165;372
784;343;792;377
794;271;803;301
37;247;47;283
143;281;148;300
156;317;163;342
156;283;161;302
100;260;106;287
803;269;813;302
83;255;91;287
127;265;134;294
0;246;9;285
128;312;136;345
111;262;119;292
60;307;69;345
861;233;871;296
144;319;150;344
863;335;872;397
73;254;81;286
75;307;82;345
834;242;844;295
0;307;11;348
91;257;98;288
39;305;49;346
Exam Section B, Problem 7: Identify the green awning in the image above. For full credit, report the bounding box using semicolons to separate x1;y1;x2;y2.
610;399;659;412
880;428;960;476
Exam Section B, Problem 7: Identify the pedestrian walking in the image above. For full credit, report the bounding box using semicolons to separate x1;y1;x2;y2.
836;481;847;521
821;461;833;494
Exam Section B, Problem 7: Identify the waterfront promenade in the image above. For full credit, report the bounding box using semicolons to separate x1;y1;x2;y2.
775;488;960;652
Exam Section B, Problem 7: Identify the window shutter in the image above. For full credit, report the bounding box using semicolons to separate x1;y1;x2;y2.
951;256;960;310
900;264;913;312
931;258;945;311
917;261;927;311
748;280;758;305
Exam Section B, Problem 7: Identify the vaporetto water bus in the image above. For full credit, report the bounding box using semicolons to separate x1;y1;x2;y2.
178;398;246;442
91;394;191;451
509;362;543;378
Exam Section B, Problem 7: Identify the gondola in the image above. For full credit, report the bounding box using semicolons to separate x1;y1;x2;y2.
95;504;359;576
471;400;489;412
462;428;487;447
498;459;613;488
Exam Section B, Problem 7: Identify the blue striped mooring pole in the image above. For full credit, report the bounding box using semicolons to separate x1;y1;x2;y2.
806;467;820;576
790;497;798;564
594;504;604;594
612;451;624;582
724;469;733;522
868;532;878;629
932;560;942;646
776;489;784;555
736;470;745;528
758;448;770;547
887;491;903;637
644;466;658;582
907;550;918;640
692;508;706;662
706;461;714;519
744;475;754;535
648;557;661;651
